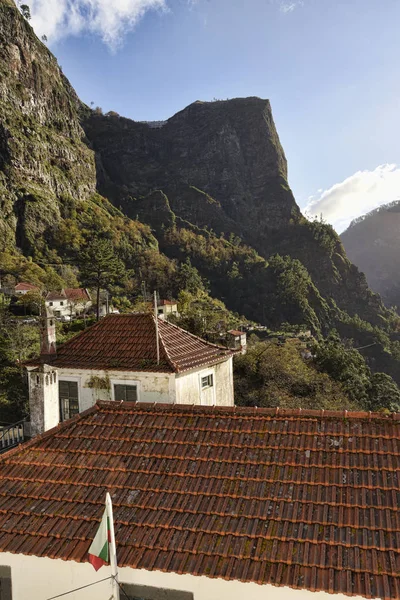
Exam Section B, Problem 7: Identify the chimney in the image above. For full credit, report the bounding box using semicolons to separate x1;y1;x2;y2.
28;365;59;437
40;307;56;358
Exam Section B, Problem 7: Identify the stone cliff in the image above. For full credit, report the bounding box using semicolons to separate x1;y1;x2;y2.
341;201;400;308
83;101;384;329
83;97;300;246
0;0;97;254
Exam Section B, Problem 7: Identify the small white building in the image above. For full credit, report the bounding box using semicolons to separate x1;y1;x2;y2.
14;282;39;295
227;329;247;354
45;288;92;318
26;313;235;436
157;299;179;320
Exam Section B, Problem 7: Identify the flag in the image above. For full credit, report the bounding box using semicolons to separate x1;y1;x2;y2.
88;507;110;571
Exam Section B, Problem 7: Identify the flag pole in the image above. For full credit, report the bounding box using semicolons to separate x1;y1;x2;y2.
106;492;120;600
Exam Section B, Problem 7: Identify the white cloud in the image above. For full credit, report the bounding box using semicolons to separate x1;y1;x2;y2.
305;164;400;233
279;1;304;14
27;0;167;50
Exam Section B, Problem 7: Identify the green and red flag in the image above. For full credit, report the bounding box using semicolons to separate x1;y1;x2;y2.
88;507;111;571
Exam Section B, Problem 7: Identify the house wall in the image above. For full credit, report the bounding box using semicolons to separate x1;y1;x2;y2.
56;368;175;412
175;358;234;406
45;299;70;317
215;357;234;406
0;552;366;600
45;300;91;317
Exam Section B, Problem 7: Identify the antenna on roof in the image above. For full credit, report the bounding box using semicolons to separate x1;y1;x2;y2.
154;290;160;365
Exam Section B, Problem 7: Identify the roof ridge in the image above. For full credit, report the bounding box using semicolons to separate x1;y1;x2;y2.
95;401;400;421
159;318;231;353
154;314;180;373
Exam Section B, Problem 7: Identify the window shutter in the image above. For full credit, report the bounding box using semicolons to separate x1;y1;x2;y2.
114;385;137;402
114;385;126;402
125;386;137;402
0;566;12;600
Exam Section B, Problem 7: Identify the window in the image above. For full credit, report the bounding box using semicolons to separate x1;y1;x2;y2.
201;374;213;389
0;566;12;600
114;384;137;402
59;381;79;421
60;301;64;306
120;583;193;600
49;302;53;306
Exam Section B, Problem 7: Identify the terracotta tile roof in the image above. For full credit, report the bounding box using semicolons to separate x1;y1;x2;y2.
26;314;232;372
159;299;177;306
1;403;400;598
228;329;245;336
46;290;67;301
64;288;91;302
15;282;38;291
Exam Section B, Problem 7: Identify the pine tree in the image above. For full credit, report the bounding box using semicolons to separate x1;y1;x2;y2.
79;238;126;321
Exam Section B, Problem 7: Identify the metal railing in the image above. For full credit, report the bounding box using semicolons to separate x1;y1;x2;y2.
0;420;26;452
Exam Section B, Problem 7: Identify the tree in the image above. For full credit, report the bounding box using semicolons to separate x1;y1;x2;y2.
368;373;400;412
79;238;126;321
16;289;44;316
313;337;372;405
233;340;358;411
20;4;31;19
175;259;206;295
0;305;39;422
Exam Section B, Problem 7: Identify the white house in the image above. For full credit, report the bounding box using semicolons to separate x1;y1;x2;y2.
227;329;247;354
26;312;235;436
14;282;39;295
157;299;179;320
0;401;396;600
45;288;92;318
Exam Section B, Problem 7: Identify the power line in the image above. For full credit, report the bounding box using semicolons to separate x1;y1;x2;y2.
112;575;131;600
354;342;377;351
46;575;112;599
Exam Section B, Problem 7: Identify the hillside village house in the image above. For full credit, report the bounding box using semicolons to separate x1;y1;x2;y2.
26;313;235;436
227;329;247;353
45;287;92;318
13;282;38;295
157;299;179;320
0;402;398;600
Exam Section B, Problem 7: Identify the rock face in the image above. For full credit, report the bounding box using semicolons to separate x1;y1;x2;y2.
0;0;95;254
341;201;400;307
83;102;385;328
84;98;300;248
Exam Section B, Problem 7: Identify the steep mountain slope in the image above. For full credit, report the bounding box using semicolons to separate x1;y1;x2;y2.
341;201;400;307
1;0;399;387
83;104;388;330
0;0;159;275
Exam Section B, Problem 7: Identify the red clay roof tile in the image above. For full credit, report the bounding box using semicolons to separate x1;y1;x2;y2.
0;403;399;598
27;313;232;372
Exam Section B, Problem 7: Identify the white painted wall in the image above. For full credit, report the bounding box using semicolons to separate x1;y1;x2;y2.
0;551;366;600
45;299;92;317
55;368;175;412
27;358;234;434
214;357;234;406
175;359;234;406
46;299;71;317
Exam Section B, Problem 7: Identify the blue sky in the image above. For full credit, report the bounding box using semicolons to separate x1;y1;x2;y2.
28;0;400;231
